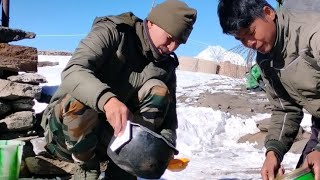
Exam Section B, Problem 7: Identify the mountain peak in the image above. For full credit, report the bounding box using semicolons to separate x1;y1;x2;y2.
195;45;246;65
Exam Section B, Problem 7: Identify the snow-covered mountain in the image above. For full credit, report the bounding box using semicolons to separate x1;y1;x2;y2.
195;45;246;65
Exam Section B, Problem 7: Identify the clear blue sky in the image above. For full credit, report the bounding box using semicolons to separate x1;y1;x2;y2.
10;0;277;57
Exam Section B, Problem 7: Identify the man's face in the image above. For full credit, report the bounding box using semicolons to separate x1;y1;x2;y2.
147;21;181;55
234;6;276;54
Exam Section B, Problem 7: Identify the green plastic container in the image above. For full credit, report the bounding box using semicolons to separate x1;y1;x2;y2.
0;140;25;180
296;172;314;180
276;167;314;180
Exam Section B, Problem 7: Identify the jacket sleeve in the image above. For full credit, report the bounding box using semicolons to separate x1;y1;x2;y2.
308;31;320;151
258;58;303;162
60;19;119;112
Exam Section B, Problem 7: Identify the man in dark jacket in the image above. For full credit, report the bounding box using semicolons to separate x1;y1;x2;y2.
218;0;320;179
40;0;197;179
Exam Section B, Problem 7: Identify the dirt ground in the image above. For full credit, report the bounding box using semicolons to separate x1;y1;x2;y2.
178;84;272;117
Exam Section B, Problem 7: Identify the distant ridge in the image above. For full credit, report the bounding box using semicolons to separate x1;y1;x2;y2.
195;45;246;66
38;50;72;56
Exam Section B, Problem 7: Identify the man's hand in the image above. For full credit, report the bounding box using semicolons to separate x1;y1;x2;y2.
261;151;283;180
302;151;320;180
103;97;133;136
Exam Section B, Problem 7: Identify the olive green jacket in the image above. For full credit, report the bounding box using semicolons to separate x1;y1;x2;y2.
257;8;320;161
41;12;178;142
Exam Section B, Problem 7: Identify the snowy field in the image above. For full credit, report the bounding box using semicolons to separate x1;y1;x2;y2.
35;55;312;180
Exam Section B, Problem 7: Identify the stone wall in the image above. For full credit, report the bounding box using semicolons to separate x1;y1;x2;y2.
0;26;58;178
178;56;249;79
0;73;45;139
217;61;248;79
0;27;42;140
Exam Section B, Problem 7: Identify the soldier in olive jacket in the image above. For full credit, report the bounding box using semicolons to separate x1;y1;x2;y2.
41;0;197;179
218;0;320;179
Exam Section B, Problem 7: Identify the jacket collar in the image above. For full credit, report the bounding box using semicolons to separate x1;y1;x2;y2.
270;8;289;59
137;19;175;62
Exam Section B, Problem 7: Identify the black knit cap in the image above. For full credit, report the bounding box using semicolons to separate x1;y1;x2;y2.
147;0;197;44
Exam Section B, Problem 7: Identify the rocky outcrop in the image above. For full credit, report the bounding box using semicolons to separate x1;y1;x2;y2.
0;26;36;43
0;79;42;100
0;43;38;72
0;73;44;135
0;27;75;179
25;156;76;175
7;73;47;85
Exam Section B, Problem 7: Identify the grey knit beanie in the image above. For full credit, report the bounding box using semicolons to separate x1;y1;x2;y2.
147;0;197;44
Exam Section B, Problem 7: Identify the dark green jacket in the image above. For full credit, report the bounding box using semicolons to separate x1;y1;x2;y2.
41;12;178;140
257;8;320;162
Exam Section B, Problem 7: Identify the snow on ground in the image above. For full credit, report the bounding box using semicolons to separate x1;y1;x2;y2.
36;55;311;180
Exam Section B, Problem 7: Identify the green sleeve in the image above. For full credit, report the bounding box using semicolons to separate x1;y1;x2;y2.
257;57;303;162
60;20;119;112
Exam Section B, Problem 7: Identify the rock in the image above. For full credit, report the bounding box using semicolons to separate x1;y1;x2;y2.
0;100;11;116
256;118;270;132
237;131;267;149
10;98;35;111
25;156;75;175
19;159;31;178
0;111;34;132
0;43;37;72
0;26;35;43
0;79;41;100
7;73;47;85
0;26;36;43
37;61;59;67
30;137;47;155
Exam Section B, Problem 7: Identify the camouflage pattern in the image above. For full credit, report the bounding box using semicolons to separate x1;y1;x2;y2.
41;12;179;179
41;12;179;148
44;79;171;178
45;94;100;161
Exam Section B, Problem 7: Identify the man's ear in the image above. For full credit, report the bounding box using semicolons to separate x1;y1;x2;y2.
263;6;276;21
147;20;154;30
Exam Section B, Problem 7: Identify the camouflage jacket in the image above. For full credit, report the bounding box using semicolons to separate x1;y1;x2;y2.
41;12;178;137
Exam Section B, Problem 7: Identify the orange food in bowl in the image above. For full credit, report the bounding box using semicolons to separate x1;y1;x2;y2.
167;158;190;172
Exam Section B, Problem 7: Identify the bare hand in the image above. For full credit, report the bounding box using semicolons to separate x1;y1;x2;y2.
103;97;133;136
261;151;283;180
302;150;320;180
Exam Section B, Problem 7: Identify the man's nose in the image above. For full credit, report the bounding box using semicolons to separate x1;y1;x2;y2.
168;42;180;52
243;39;256;49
